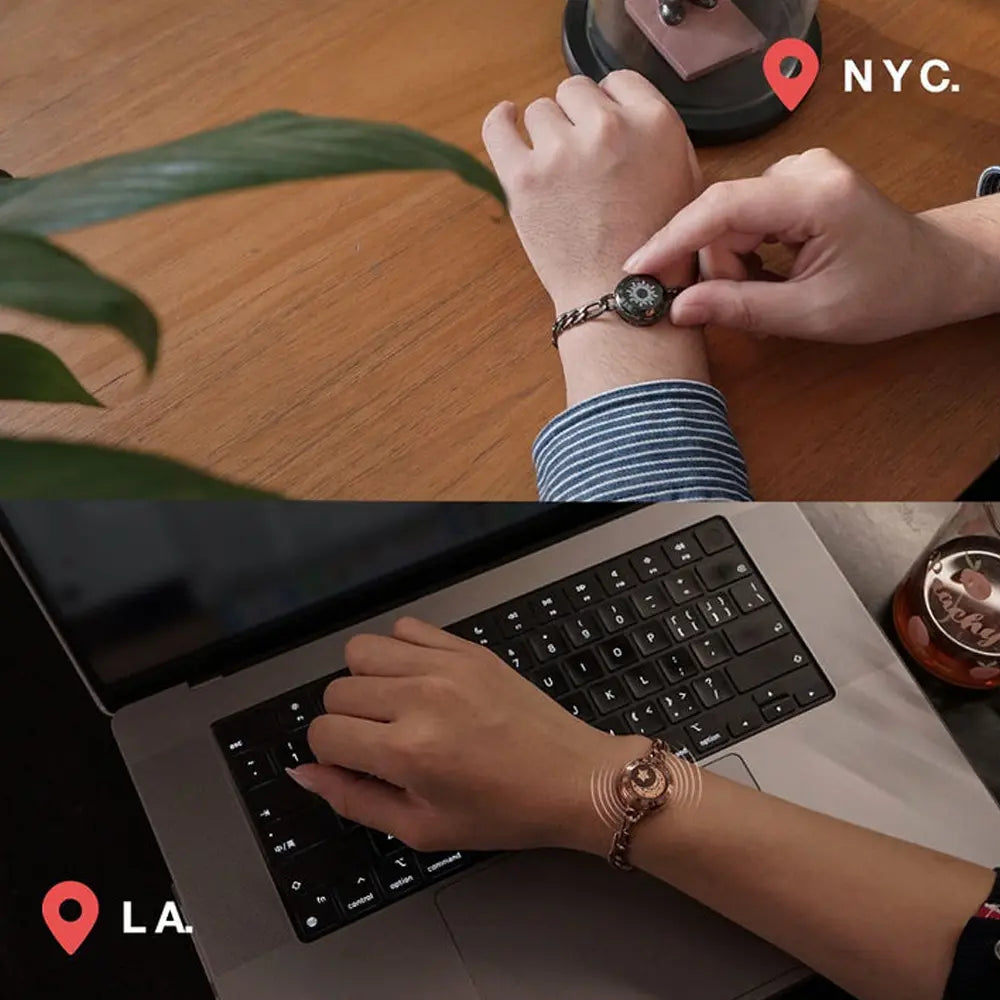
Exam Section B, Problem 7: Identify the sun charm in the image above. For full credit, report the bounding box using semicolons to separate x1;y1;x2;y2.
613;275;673;327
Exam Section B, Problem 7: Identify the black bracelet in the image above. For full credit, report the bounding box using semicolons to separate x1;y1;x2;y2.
552;275;687;348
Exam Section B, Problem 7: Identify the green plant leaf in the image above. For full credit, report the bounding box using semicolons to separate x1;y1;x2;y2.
0;333;101;406
0;439;277;498
0;111;506;236
0;231;159;371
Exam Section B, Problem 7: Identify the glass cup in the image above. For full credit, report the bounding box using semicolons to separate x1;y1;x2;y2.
893;503;1000;690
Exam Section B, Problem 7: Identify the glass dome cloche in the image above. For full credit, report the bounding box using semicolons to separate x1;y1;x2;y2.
563;0;822;144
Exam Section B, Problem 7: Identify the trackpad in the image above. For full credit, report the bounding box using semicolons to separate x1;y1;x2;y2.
436;756;800;1000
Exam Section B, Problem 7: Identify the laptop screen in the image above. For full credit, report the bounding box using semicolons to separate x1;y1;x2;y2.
0;502;624;711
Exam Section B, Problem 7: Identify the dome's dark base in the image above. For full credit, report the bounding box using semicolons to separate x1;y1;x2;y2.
563;0;823;146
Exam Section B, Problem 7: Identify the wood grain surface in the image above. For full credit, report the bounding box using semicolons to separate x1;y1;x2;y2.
1;0;998;499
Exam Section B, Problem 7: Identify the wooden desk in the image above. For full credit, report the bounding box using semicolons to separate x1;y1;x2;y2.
2;0;998;499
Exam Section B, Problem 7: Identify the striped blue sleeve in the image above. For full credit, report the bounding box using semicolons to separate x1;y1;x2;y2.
533;380;752;502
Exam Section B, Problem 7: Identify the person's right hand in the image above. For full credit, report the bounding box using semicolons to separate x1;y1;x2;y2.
624;148;980;344
292;617;637;855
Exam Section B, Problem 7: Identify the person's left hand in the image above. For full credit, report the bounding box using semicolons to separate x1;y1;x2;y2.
482;70;702;316
289;617;643;854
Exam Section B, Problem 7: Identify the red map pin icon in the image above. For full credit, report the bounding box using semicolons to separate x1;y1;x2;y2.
763;38;820;112
42;881;99;955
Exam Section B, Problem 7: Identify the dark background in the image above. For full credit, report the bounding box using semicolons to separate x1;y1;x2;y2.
2;503;998;1000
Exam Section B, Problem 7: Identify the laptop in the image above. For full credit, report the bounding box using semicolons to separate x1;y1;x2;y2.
4;501;999;1000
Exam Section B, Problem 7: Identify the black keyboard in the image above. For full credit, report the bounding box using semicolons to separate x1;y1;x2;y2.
212;516;834;943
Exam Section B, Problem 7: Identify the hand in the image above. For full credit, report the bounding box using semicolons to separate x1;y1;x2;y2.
482;70;702;315
624;148;981;344
291;618;645;854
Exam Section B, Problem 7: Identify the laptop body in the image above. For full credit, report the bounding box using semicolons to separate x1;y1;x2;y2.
3;501;999;1000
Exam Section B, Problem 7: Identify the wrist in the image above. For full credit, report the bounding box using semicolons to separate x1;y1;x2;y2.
551;731;653;857
916;203;1000;323
551;264;709;408
556;317;711;409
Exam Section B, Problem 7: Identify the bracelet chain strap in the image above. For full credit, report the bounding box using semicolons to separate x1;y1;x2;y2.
551;294;617;348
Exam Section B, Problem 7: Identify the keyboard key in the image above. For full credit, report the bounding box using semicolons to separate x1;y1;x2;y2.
752;684;788;706
497;604;531;638
596;561;636;595
564;573;601;609
292;805;344;846
632;581;670;619
274;735;315;770
691;634;731;670
497;639;532;673
450;615;497;647
276;852;331;899
724;607;790;654
665;606;705;642
694;520;735;554
597;600;636;632
625;701;666;736
666;736;696;765
696;551;753;592
660;686;699;724
761;697;796;723
623;665;663;699
726;704;763;738
659;648;698;684
527;590;569;624
375;852;423;898
630;545;671;579
699;593;737;627
596;636;638;671
529;628;567;662
232;750;276;789
331;868;382;916
531;664;569;698
632;621;671;657
725;636;810;693
692;671;735;709
214;711;272;758
368;829;404;857
245;777;318;828
730;577;771;613
557;691;595;722
292;889;341;938
306;832;370;877
663;570;704;604
416;850;468;879
664;532;702;568
589;678;627;714
263;819;313;860
565;612;603;647
563;650;604;686
786;667;831;707
276;694;318;730
685;715;729;756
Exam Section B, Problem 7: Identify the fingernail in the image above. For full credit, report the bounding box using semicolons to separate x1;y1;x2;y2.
623;252;644;272
286;766;319;791
674;304;708;327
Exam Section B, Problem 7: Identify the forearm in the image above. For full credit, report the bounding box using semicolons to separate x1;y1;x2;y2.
918;197;1000;324
568;755;993;1000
